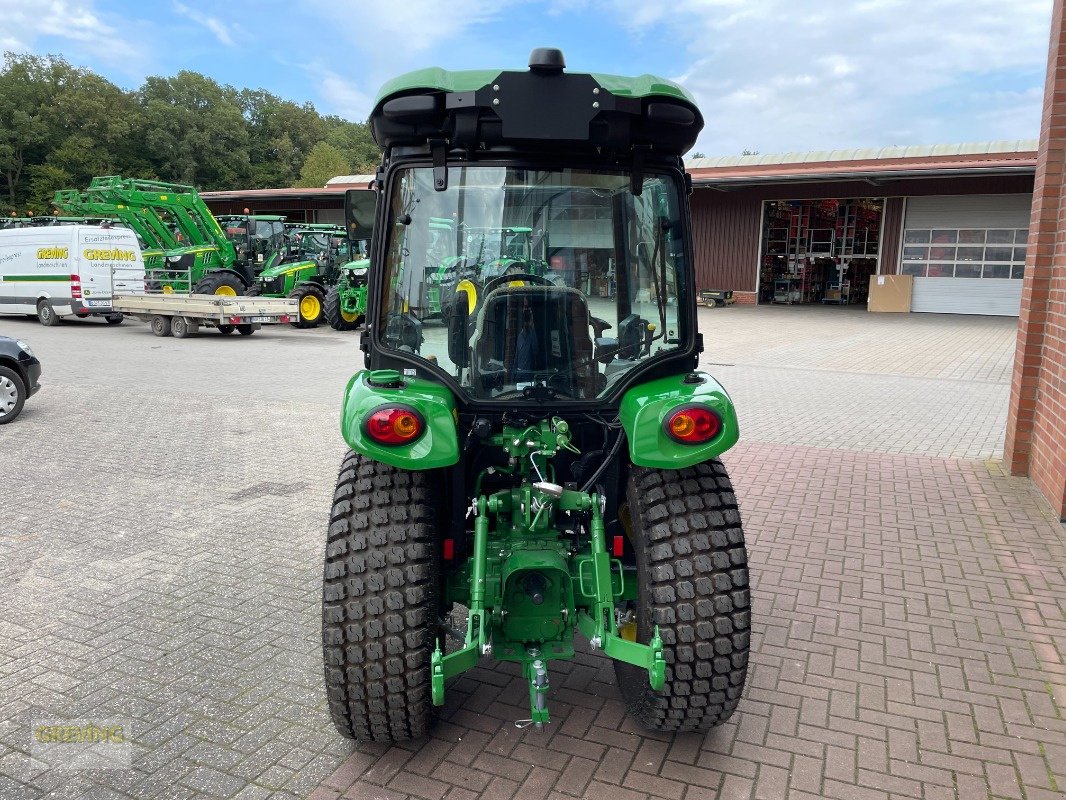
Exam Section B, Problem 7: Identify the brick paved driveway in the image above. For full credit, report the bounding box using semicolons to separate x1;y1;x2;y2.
0;308;1061;800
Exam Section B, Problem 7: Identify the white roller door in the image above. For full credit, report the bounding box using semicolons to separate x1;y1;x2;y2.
901;194;1031;316
911;277;1023;316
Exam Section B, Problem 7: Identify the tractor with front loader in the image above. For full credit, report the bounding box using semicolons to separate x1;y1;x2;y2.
322;48;749;742
84;177;285;295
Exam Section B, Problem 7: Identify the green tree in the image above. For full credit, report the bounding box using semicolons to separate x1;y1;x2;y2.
297;141;351;187
0;53;79;206
139;71;251;189
323;117;380;174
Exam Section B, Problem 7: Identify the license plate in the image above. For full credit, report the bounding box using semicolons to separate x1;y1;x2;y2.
249;316;271;323
87;299;110;307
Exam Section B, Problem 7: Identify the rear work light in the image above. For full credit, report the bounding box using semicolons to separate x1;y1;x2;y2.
70;275;82;299
363;404;425;446
664;405;721;445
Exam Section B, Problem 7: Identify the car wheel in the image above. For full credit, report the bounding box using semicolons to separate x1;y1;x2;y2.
0;366;27;424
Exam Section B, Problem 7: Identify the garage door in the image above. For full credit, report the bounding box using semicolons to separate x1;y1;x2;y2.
911;277;1023;316
900;194;1031;315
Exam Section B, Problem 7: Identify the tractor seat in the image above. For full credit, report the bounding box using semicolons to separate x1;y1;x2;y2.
469;284;597;398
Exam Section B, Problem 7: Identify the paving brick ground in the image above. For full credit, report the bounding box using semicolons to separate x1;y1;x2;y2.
0;307;1060;800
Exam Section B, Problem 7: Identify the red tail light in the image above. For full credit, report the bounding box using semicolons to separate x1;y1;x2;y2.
443;539;455;560
229;316;242;324
363;404;425;446
280;315;290;323
70;274;82;299
664;405;721;444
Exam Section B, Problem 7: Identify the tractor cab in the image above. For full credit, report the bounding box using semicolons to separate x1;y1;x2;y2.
218;215;286;267
350;48;701;408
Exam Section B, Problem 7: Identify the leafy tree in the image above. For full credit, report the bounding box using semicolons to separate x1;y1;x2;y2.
0;53;384;210
297;141;351;187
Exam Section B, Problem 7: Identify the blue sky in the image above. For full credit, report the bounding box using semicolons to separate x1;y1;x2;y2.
3;0;1054;156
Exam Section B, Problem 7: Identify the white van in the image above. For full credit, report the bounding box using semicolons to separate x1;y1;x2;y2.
0;225;146;325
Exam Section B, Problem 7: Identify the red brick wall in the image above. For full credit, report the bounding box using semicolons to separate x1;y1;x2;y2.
1004;0;1066;520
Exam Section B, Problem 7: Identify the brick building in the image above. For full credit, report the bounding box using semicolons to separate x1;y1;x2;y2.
1004;0;1066;521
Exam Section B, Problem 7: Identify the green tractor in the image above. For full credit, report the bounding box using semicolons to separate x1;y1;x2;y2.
86;177;286;295
247;225;354;327
322;48;749;742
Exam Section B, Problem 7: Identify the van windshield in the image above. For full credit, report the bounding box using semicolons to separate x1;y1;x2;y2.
377;166;688;401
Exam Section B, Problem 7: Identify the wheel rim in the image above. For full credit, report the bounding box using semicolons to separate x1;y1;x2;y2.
300;295;321;320
0;376;17;415
40;306;51;321
340;308;359;323
215;285;238;296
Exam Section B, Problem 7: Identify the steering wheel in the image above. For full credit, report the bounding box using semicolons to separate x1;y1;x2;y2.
482;272;552;295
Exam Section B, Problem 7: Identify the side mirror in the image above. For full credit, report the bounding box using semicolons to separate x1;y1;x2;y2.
448;289;471;368
345;189;377;249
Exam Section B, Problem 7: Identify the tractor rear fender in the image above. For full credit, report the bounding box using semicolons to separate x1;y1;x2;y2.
619;372;739;469
340;370;460;469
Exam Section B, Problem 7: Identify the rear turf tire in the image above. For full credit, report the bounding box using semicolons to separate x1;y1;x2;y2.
615;459;751;732
325;285;363;331
322;451;440;743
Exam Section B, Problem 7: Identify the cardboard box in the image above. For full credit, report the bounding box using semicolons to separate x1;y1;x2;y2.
868;274;912;312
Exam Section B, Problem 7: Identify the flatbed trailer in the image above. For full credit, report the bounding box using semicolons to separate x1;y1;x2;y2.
111;293;299;338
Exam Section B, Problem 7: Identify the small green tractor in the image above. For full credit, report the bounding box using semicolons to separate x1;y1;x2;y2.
323;49;749;742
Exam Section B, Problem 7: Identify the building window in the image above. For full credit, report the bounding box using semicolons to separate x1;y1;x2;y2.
898;227;1028;278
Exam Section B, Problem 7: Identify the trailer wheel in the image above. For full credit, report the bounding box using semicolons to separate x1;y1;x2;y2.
322;451;441;743
151;316;172;337
290;284;326;328
171;316;198;338
193;273;245;296
325;285;362;331
37;300;60;327
236;324;255;336
217;324;234;335
615;459;750;733
0;366;27;424
105;314;123;325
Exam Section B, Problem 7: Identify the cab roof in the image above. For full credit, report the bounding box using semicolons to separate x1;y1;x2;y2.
369;48;703;158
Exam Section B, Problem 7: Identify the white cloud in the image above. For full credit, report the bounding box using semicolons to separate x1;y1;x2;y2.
634;0;1053;154
172;1;236;47
1;0;142;66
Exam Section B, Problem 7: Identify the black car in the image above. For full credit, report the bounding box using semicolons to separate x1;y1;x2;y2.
0;336;42;423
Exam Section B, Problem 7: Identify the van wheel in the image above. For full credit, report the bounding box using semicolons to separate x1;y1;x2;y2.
151;316;172;337
0;366;27;424
105;314;123;325
37;300;60;326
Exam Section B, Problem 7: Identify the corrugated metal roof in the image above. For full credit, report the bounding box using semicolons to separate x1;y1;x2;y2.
325;174;376;186
685;140;1038;169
